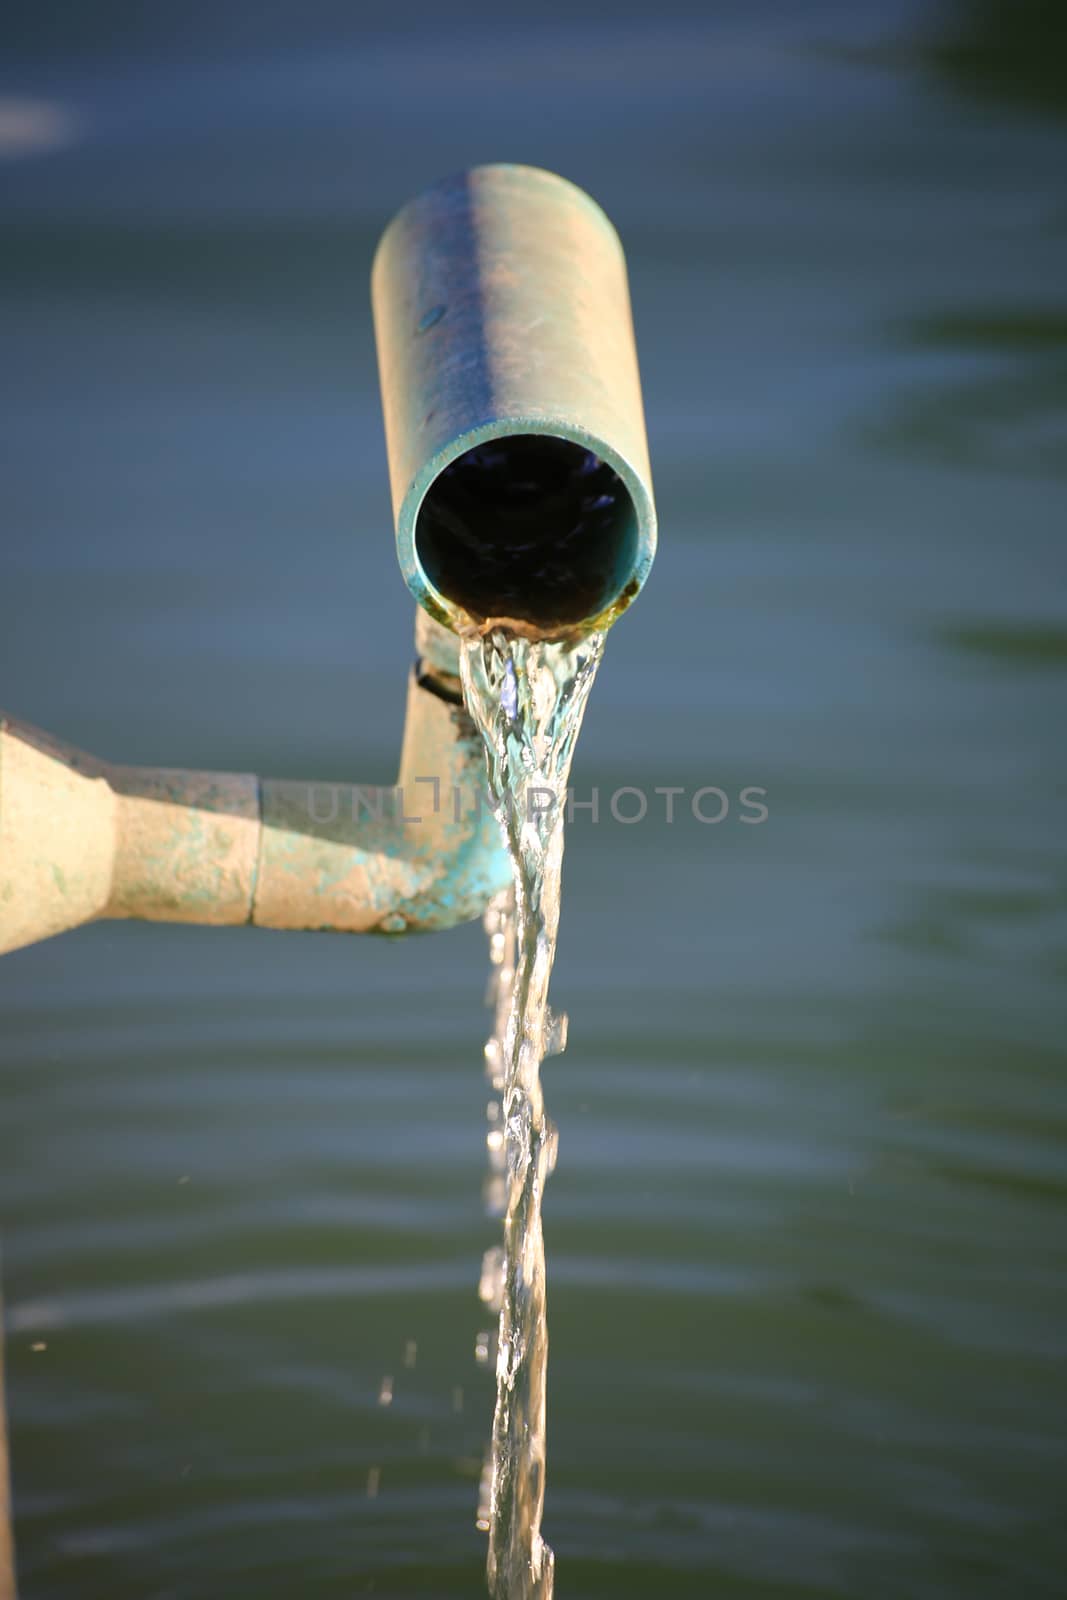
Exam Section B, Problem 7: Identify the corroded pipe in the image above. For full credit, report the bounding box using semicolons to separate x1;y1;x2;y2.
0;167;656;954
373;163;657;639
0;621;509;955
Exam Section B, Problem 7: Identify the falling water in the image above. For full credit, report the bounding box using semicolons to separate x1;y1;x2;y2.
460;626;605;1600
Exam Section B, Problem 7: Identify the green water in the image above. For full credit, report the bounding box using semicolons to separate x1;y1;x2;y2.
1;2;1066;1596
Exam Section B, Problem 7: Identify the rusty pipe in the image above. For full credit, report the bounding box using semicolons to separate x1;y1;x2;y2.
372;163;657;639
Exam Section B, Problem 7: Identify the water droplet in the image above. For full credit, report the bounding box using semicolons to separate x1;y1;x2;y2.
476;1448;493;1533
479;1246;504;1310
483;1173;506;1216
545;1009;568;1056
501;659;518;721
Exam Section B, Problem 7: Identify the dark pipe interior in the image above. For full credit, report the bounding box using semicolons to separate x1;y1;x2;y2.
414;435;638;629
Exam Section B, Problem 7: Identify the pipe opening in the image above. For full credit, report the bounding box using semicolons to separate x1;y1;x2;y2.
414;436;639;631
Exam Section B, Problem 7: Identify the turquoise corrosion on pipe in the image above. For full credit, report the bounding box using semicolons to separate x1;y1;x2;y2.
372;163;657;639
0;164;657;952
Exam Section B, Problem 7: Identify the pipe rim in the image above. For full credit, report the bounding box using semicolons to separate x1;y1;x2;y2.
397;417;656;640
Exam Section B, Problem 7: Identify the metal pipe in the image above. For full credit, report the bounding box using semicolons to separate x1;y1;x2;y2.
373;163;657;639
0;620;509;955
0;168;657;953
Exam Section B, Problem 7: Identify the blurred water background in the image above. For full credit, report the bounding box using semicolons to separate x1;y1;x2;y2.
1;1;1065;1595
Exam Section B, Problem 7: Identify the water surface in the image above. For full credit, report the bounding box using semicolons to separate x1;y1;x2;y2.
1;2;1065;1596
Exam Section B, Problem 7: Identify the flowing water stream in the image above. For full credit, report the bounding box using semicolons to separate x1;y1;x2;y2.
460;627;606;1600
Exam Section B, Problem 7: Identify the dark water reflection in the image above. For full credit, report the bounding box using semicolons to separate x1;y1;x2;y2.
1;1;1065;1596
932;0;1067;122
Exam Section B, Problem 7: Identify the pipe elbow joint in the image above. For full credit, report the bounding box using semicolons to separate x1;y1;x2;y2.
252;671;510;937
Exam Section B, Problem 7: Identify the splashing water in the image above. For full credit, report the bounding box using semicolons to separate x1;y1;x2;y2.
460;627;605;1600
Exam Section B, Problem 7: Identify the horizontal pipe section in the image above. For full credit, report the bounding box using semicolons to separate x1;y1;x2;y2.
0;672;508;955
